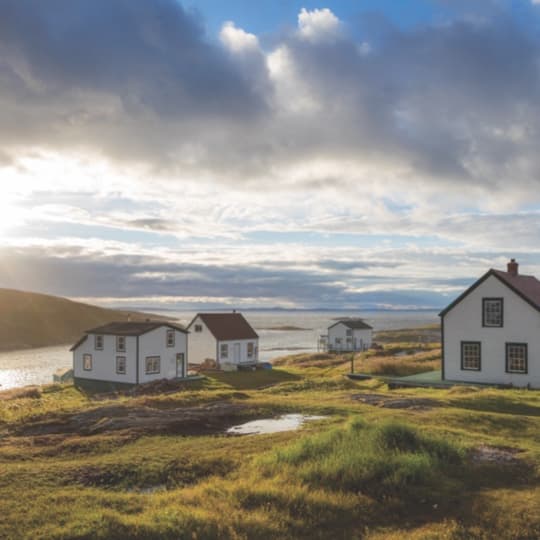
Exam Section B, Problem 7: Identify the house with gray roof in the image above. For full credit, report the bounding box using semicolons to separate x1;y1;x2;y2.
70;321;188;390
440;259;540;388
321;318;373;352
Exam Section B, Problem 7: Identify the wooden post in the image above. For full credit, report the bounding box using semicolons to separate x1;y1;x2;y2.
350;353;355;374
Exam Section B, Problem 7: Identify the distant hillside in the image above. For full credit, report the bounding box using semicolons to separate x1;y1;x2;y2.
0;288;172;352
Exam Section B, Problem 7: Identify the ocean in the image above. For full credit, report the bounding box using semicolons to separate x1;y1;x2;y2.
0;310;439;390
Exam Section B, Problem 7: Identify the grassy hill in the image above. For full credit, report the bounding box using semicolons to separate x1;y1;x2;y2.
0;335;538;539
0;288;169;351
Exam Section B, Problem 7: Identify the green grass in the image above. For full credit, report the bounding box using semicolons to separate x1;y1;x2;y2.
0;341;539;539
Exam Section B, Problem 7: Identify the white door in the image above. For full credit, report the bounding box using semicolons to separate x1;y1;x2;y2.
234;343;241;363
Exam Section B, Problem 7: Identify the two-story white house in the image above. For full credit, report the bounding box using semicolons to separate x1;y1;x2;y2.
187;312;259;368
71;321;188;390
323;319;373;352
440;259;540;388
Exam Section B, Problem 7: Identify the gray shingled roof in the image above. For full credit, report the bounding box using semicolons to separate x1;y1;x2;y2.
85;321;187;336
329;318;373;330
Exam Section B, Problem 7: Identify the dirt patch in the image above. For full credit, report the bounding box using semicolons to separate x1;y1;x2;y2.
9;401;247;438
351;393;440;411
0;386;42;400
470;445;525;465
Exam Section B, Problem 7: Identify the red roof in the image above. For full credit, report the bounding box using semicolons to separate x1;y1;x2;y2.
491;270;540;309
190;313;258;341
440;268;540;317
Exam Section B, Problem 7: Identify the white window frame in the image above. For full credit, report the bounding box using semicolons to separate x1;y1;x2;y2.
483;298;503;327
94;335;103;350
220;343;229;359
116;336;126;352
83;353;93;371
166;329;175;348
145;356;160;374
116;356;127;375
194;324;203;333
247;342;254;359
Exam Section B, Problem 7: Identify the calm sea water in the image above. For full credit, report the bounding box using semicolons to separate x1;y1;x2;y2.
0;310;439;390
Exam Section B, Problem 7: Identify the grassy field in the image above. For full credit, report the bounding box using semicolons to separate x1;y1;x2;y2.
0;336;539;539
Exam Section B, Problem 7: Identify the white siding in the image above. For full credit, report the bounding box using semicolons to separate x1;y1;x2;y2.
218;339;258;365
327;323;372;351
73;326;188;385
443;274;540;388
73;334;137;384
138;327;187;383
187;316;217;365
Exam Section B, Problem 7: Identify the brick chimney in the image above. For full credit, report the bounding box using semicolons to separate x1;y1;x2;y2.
507;258;519;276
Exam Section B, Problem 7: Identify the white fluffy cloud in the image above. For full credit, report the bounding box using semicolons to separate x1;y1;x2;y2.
297;7;342;43
220;21;260;54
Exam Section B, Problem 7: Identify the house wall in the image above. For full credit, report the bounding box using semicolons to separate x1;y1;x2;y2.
217;339;259;365
187;316;217;364
73;334;137;384
443;274;540;388
328;323;372;351
73;327;188;385
138;326;188;383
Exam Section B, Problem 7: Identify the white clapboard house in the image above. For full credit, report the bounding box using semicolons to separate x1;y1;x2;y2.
320;319;373;352
440;259;540;388
187;312;259;368
71;321;188;390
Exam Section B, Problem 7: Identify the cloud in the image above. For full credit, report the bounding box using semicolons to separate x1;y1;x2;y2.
0;1;538;207
220;21;260;53
297;8;343;44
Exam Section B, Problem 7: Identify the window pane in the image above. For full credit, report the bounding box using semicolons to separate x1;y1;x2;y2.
484;299;502;326
507;344;527;373
462;342;480;370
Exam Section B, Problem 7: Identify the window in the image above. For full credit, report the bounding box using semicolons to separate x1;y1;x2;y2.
336;337;342;345
116;336;126;352
461;342;481;371
506;343;528;374
145;356;160;374
194;324;203;333
83;354;93;371
95;335;103;350
247;342;254;358
346;329;353;337
166;329;175;347
116;356;126;375
483;298;503;327
220;343;228;358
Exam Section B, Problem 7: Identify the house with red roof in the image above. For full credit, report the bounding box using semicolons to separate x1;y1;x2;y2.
187;312;259;369
440;259;540;388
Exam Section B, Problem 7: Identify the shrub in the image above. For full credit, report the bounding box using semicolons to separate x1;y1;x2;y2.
263;418;464;501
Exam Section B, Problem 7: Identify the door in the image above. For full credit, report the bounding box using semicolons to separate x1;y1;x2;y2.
234;343;241;363
176;353;185;378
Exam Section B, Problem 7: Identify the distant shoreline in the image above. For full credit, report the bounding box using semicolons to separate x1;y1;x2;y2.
258;326;311;331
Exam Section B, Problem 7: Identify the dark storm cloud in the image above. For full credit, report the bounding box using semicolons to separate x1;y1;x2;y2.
0;0;268;165
0;246;447;308
1;1;540;193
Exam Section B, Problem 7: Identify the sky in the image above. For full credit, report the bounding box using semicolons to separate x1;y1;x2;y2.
2;0;540;311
